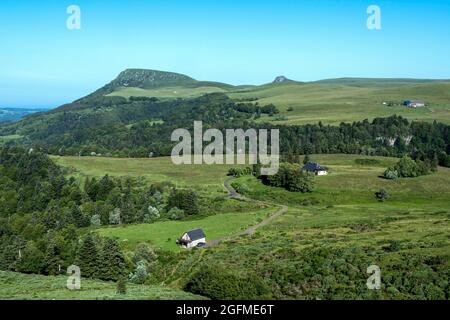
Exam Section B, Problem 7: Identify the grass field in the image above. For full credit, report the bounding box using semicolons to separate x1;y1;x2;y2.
153;154;449;298
0;271;203;300
229;154;450;255
0;134;22;144
229;82;450;125
52;156;239;187
98;207;273;251
49;154;449;299
106;80;450;125
108;85;227;99
233;154;450;208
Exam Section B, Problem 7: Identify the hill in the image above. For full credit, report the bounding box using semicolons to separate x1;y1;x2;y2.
0;107;48;123
0;68;449;160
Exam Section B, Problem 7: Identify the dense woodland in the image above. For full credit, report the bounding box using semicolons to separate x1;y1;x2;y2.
0;147;201;281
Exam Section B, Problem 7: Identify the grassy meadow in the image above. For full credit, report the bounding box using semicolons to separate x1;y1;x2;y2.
0;271;203;300
54;154;450;256
229;82;450;125
105;80;450;125
108;85;227;99
98;207;273;251
50;153;450;299
51;155;238;187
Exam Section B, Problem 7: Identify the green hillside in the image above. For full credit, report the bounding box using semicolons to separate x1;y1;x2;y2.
228;81;450;125
99;70;450;125
51;153;450;300
0;271;203;300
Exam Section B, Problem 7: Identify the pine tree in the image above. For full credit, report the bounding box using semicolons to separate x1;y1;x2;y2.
44;238;63;275
77;233;100;278
99;238;127;281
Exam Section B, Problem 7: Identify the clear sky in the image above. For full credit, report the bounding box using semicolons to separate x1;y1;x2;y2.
0;0;449;108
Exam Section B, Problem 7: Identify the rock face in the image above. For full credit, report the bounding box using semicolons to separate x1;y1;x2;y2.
110;69;196;89
273;76;290;83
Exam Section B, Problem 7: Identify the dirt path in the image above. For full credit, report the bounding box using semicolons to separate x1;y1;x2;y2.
206;177;288;247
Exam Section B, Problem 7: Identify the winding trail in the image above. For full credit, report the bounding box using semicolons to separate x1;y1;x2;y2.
206;177;288;247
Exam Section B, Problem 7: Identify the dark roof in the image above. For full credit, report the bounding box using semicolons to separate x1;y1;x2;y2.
302;162;327;172
404;100;425;105
186;228;206;241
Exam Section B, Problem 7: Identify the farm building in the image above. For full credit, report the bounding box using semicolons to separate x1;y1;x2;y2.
403;100;425;108
177;228;206;249
301;162;328;176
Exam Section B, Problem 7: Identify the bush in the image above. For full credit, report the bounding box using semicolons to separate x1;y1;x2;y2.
144;205;160;222
109;208;121;225
262;163;315;193
184;266;270;300
286;171;315;193
228;167;252;177
167;189;199;215
385;156;433;179
165;207;186;220
375;189;390;202
383;169;398;180
90;214;101;227
116;278;127;294
230;182;251;195
129;260;148;284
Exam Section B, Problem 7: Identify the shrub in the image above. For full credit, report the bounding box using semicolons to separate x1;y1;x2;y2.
129;260;148;284
230;182;251;195
167;189;199;215
184;266;270;300
132;243;157;265
144;205;160;222
165;207;185;220
383;169;399;180
228;167;252;177
262;163;315;193
90;214;101;227
286;171;315;193
375;189;390;202
116;278;127;294
109;208;121;225
385;156;432;179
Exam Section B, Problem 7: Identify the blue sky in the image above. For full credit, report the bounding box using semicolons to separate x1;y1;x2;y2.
0;0;449;108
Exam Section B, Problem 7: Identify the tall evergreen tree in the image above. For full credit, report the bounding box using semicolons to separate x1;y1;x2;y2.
44;238;63;275
99;238;127;281
77;233;100;278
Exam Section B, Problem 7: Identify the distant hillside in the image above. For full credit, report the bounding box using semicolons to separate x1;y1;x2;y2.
0;107;48;123
313;77;450;87
1;68;450;152
87;68;234;98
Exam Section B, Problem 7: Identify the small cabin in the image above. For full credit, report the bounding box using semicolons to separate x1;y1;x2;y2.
403;100;425;108
177;228;206;249
301;162;328;176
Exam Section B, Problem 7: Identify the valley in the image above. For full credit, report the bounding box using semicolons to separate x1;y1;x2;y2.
0;69;449;300
46;154;450;299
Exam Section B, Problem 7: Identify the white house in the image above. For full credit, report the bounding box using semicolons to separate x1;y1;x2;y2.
177;229;206;249
301;162;328;176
